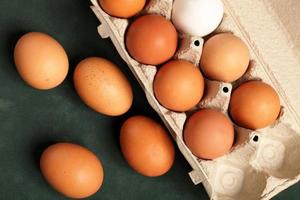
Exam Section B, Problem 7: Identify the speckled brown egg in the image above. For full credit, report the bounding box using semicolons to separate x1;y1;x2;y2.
200;33;250;82
73;57;133;116
14;32;69;90
120;116;175;177
40;143;104;199
229;81;281;129
154;60;205;112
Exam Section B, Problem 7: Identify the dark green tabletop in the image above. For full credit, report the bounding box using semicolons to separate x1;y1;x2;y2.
0;1;299;199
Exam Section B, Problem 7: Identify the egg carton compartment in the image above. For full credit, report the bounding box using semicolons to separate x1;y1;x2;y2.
90;0;300;199
250;123;300;179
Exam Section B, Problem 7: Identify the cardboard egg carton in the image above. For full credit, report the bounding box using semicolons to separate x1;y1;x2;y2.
90;0;300;199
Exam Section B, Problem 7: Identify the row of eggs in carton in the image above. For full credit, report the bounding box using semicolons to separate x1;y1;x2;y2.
91;0;300;199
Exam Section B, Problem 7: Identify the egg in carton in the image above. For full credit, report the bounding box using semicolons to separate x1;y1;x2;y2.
90;0;300;199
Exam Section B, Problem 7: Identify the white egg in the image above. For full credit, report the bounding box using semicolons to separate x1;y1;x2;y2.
172;0;224;37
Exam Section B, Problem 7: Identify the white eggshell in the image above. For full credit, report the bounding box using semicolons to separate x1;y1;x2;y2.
172;0;224;37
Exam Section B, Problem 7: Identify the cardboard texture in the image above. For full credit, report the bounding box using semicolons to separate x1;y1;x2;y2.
91;0;300;199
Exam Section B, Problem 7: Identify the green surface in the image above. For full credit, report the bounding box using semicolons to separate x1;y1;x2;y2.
0;1;299;200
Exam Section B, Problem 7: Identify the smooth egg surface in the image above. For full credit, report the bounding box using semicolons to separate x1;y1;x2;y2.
126;15;178;65
200;33;250;82
99;0;146;18
120;116;175;177
154;60;204;112
172;0;224;37
229;81;281;129
40;143;104;199
184;109;234;160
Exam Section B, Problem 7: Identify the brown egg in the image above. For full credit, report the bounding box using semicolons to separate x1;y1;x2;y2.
99;0;146;18
120;116;175;177
14;32;69;90
73;57;133;116
154;60;204;112
126;14;178;65
184;109;234;160
40;143;104;199
229;81;281;129
200;33;250;82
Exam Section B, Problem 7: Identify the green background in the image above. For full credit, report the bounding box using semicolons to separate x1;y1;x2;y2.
0;1;299;199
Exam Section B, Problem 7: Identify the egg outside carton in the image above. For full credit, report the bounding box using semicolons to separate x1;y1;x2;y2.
90;0;300;199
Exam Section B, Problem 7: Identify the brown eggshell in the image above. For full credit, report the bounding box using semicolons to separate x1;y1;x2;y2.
229;81;281;129
184;109;235;160
14;32;69;90
200;33;250;82
73;57;133;116
120;116;175;177
154;60;205;112
126;14;178;65
40;143;104;199
99;0;146;18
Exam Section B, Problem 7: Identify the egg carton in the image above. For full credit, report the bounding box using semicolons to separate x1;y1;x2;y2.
90;0;300;199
